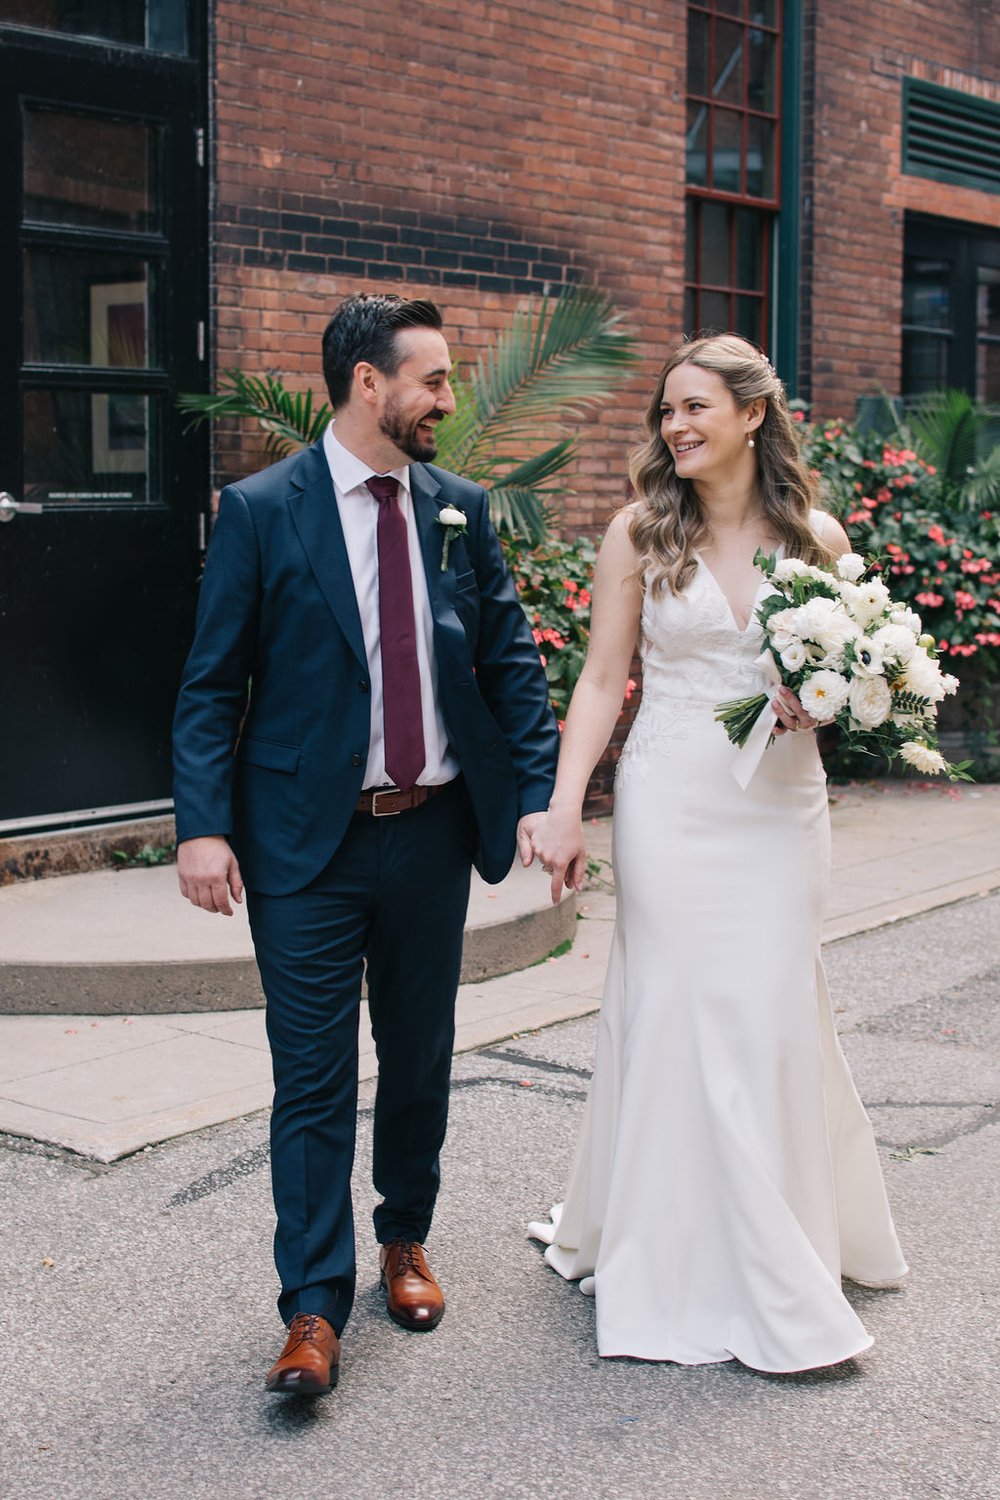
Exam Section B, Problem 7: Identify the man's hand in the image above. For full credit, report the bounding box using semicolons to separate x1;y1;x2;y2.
516;812;547;869
177;836;244;916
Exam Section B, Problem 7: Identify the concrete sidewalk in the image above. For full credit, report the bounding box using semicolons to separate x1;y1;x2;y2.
1;779;998;1163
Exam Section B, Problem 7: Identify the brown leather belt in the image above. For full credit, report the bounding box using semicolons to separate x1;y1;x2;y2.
354;784;446;817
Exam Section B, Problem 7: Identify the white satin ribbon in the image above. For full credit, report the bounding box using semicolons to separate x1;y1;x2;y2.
730;649;782;790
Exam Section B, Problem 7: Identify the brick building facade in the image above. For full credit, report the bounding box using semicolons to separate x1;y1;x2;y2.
2;0;998;828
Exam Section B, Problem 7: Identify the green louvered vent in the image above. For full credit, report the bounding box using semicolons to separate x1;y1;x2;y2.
903;79;1000;195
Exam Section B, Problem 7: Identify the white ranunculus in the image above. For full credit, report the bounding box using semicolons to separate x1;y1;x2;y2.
799;669;850;722
871;623;917;666
890;606;922;635
839;578;892;628
848;672;893;729
899;741;948;775
836;552;867;582
780;640;808;672
940;672;960;696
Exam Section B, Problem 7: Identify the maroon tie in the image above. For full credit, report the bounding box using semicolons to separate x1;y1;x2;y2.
367;476;426;791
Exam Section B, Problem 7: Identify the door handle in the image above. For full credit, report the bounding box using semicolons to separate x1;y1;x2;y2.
0;493;44;522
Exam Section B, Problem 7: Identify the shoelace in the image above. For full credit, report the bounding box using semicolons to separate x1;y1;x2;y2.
387;1240;428;1279
286;1314;328;1348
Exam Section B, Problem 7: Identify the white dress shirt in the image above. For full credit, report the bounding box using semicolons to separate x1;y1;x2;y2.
323;424;460;789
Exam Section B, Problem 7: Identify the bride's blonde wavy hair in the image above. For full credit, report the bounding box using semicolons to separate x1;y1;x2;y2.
628;332;833;595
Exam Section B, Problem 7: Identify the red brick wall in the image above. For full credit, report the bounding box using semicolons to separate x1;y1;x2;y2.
807;9;1000;418
212;0;687;535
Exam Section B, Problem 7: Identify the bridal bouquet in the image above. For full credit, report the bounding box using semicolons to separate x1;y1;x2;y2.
715;550;971;786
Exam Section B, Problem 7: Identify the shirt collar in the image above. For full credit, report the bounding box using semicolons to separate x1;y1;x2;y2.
324;423;410;498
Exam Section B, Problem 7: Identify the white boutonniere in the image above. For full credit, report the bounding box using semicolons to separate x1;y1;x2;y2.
437;505;468;571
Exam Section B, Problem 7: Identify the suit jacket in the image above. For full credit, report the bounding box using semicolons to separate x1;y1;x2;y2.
172;439;560;895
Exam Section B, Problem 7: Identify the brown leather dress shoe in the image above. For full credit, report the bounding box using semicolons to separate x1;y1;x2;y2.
265;1313;340;1395
379;1239;445;1331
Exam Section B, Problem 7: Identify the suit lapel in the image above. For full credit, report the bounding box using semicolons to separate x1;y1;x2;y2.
288;441;367;668
410;464;446;603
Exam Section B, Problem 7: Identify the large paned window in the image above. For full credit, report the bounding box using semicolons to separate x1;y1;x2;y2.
903;218;1000;402
685;0;781;348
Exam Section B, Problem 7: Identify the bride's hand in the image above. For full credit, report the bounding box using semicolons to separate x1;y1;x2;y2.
772;686;817;736
531;809;588;905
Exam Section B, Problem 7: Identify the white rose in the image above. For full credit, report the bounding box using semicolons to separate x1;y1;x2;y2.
836;553;867;582
793;597;860;661
890;606;922;635
900;647;950;704
848;673;893;729
438;505;467;527
780;640;808;672
871;623;917;666
899;741;948;776
766;608;801;652
798;669;850;722
771;558;813;583
839;578;892;629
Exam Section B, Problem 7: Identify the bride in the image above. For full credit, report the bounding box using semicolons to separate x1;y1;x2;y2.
529;333;907;1373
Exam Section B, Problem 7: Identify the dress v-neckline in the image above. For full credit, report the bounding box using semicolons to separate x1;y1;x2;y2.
694;549;779;635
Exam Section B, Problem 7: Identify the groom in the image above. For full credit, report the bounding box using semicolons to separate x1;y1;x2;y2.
173;293;559;1394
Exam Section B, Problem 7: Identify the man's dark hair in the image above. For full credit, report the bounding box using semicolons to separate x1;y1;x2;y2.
321;294;444;409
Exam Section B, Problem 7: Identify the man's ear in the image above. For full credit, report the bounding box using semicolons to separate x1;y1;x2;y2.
354;360;379;405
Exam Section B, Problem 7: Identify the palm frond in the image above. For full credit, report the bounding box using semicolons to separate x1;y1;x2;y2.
485;485;554;544
452;288;636;472
905;389;982;486
960;444;1000;509
178;370;331;459
491;441;577;491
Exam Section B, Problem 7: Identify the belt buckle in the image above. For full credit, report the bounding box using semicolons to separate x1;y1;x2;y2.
371;788;402;816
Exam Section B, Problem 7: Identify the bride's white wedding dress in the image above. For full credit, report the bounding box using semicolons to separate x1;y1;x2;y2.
530;555;907;1372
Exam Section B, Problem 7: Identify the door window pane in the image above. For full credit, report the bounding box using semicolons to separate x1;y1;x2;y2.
24;109;157;232
977;267;1000;336
23;389;151;505
735;294;762;343
902;333;950;396
0;1;188;53
903;259;951;328
24;253;153;367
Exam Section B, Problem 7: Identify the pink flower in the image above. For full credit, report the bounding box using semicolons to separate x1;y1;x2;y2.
624;678;637;701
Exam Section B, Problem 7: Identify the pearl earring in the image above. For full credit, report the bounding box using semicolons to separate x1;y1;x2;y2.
746;435;755;449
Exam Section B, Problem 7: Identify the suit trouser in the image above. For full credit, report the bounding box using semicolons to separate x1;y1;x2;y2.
245;779;474;1334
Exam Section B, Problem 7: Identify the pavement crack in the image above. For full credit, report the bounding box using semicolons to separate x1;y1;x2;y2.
477;1046;593;1080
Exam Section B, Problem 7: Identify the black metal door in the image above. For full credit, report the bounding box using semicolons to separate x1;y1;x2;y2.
0;13;208;829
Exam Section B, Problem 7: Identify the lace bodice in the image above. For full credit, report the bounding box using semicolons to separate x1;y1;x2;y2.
617;559;773;781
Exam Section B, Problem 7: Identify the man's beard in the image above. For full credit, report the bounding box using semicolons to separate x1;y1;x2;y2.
378;398;440;462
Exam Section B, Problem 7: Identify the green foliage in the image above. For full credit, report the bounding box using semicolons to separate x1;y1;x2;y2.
112;843;176;868
178;288;638;544
502;533;631;723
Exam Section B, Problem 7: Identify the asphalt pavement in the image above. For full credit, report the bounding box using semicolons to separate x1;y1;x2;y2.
1;785;999;1499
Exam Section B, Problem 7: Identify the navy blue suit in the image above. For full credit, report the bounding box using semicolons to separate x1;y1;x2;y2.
173;438;558;1331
